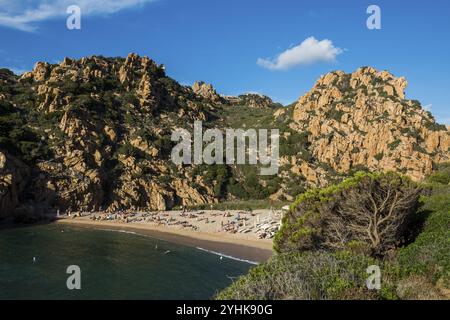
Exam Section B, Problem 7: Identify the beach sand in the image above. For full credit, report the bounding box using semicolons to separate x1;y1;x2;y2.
57;217;274;263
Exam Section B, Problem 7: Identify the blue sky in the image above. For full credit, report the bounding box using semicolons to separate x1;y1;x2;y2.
1;0;449;124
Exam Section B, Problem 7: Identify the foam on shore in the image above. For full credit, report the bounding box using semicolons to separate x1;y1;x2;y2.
92;227;260;265
196;247;259;265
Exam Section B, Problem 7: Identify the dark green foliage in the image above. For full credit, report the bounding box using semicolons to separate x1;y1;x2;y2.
370;77;384;87
226;165;271;200
424;121;447;132
326;108;345;122
153;134;174;158
188;199;289;211
400;127;423;142
218;105;276;130
0;103;52;162
413;144;428;154
396;165;450;285
193;164;230;199
213;165;230;198
244;171;269;199
116;143;139;157
351;146;360;154
274;172;421;255
279;131;311;157
428;163;450;185
227;178;249;199
318;161;338;174
388;139;401;150
374;152;384;161
217;251;382;300
219;166;450;300
285;173;306;198
337;74;352;92
261;175;282;195
348;164;369;176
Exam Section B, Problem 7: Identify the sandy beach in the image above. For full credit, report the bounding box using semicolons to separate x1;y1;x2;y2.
56;209;281;263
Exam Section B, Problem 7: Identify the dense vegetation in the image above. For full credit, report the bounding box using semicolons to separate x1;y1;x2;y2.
217;166;450;300
274;172;422;256
0;69;53;163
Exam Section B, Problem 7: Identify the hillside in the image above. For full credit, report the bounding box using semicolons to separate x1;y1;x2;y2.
217;165;450;300
1;54;449;220
287;67;449;182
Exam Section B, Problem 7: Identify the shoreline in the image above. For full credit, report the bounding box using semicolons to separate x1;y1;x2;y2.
56;218;273;263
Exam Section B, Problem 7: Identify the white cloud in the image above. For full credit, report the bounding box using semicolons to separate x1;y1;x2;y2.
257;36;343;71
0;0;156;32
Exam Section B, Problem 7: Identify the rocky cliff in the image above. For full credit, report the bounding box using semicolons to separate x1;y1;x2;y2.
0;55;448;220
0;151;29;217
0;54;219;218
286;67;449;183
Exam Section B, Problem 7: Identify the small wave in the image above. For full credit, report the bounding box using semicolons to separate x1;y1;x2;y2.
196;247;258;265
89;228;259;265
101;228;154;239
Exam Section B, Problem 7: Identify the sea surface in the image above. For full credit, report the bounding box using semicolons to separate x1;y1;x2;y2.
0;224;252;300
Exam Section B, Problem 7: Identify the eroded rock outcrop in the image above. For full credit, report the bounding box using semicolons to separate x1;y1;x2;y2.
225;93;282;109
290;67;449;181
1;54;217;216
0;151;29;218
192;81;223;103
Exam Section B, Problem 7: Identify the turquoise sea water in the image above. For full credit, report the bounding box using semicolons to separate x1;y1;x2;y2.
0;224;252;300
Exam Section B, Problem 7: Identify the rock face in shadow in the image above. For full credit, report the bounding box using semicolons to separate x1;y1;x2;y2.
0;151;30;219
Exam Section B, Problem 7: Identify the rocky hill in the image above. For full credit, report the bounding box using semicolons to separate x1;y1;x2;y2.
192;80;282;109
1;54;220;219
1;54;449;220
277;67;449;187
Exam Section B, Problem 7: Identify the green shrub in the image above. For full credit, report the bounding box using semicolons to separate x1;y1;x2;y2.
274;172;422;256
216;251;382;300
388;139;401;150
285;175;306;198
424;121;447;132
374;152;384;161
396;179;450;286
279;131;310;157
326;109;345;122
219;165;450;301
116;143;139;157
428;163;450;185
